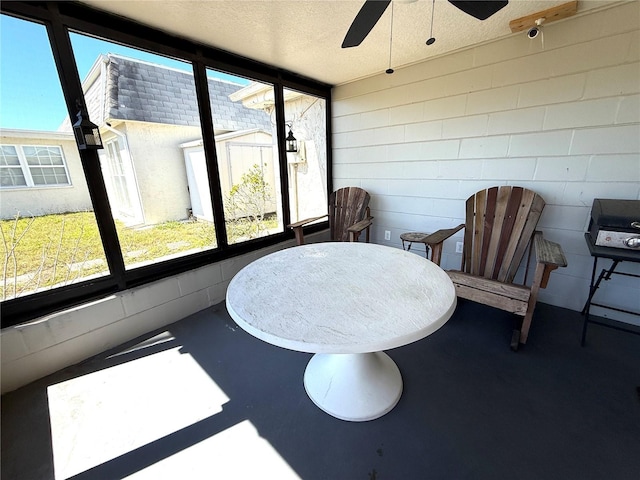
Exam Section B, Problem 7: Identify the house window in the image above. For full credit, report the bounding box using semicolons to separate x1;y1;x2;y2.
23;146;70;185
0;144;70;188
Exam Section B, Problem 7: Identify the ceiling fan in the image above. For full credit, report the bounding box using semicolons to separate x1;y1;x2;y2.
342;0;509;48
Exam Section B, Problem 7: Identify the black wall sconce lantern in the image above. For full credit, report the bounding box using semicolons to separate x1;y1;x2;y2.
73;111;103;150
285;124;298;153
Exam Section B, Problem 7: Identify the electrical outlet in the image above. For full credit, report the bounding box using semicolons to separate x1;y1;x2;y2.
456;242;463;254
384;230;391;241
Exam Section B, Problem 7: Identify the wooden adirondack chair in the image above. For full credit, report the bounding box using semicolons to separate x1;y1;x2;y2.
288;186;373;245
422;186;567;349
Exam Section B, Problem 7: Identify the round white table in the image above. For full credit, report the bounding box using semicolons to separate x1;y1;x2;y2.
225;242;456;422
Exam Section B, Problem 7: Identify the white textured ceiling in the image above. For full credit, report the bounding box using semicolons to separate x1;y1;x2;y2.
80;0;609;86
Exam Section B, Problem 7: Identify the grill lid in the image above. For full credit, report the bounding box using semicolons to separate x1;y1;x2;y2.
591;199;640;228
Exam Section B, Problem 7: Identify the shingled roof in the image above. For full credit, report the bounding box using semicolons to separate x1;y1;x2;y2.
98;54;270;131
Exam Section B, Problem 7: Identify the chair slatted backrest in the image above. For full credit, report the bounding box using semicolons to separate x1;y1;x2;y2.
462;186;545;283
329;187;370;241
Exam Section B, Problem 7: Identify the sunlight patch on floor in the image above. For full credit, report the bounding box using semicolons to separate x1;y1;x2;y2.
123;419;301;479
47;345;229;479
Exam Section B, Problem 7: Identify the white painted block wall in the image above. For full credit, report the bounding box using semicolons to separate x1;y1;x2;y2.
332;2;640;324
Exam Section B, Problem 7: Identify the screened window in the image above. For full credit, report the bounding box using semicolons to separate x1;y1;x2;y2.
207;69;283;245
284;90;328;225
70;32;216;268
0;13;109;307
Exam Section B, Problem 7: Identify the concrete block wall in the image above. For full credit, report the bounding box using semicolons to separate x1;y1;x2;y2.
332;2;640;324
0;235;324;394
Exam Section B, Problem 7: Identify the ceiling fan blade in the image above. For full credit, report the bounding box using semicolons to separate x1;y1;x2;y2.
342;0;392;48
448;1;508;20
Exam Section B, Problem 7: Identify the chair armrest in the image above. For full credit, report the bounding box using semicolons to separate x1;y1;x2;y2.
288;215;328;245
422;224;465;247
533;231;567;268
420;224;465;265
532;231;567;289
347;216;374;242
347;217;373;234
287;215;328;229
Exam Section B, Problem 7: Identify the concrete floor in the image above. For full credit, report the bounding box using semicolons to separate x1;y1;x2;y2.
2;300;639;480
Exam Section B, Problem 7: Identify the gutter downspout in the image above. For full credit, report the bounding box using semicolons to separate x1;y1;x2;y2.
100;55;108;123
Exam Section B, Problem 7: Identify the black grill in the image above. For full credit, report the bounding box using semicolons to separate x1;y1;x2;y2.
588;199;640;252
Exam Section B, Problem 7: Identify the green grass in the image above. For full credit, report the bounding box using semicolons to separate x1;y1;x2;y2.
0;211;277;299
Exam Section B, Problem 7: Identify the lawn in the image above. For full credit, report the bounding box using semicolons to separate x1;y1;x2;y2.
1;211;277;300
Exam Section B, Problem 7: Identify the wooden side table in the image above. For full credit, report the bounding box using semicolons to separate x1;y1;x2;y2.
400;232;431;258
401;226;465;265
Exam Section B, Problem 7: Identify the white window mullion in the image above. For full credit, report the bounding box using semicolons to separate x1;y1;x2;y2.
16;146;35;187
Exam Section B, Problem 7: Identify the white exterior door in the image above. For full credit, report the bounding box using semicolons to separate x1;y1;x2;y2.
99;137;144;225
183;147;214;222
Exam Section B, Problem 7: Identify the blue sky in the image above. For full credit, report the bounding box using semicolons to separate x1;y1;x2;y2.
0;14;249;131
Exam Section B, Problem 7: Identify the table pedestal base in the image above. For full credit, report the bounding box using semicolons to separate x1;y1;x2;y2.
303;352;403;422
